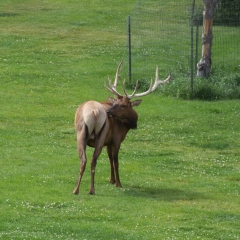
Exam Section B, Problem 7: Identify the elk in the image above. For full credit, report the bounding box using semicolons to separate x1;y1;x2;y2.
73;61;171;195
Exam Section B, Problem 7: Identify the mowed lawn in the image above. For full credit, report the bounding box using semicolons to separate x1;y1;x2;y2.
0;0;240;239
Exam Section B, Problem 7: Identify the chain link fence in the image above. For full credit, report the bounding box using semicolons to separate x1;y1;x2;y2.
124;0;240;92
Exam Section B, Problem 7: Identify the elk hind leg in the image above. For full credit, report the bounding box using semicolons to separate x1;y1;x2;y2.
73;125;88;195
89;125;108;195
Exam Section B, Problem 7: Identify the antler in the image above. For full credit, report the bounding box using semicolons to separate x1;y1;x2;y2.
105;62;171;99
105;61;123;98
123;66;171;99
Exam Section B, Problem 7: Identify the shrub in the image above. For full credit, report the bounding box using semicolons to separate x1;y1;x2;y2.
160;71;240;100
215;0;240;26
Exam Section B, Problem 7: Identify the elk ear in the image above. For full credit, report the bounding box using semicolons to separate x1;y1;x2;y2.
108;97;116;104
131;99;142;107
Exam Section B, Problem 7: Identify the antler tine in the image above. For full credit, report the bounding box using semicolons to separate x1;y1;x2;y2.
113;60;123;88
123;79;140;98
151;66;171;91
104;78;122;98
104;61;124;98
125;66;171;99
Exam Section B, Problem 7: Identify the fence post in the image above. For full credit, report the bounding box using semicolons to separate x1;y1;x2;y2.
190;0;195;99
196;24;199;71
128;15;132;83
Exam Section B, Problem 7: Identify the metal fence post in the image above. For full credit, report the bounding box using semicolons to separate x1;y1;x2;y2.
128;15;132;84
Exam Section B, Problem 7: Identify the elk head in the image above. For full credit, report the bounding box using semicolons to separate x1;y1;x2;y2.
104;61;171;128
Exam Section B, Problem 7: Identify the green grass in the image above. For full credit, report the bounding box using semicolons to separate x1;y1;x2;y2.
1;0;240;239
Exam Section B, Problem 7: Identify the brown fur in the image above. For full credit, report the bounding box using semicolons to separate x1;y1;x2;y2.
73;97;141;195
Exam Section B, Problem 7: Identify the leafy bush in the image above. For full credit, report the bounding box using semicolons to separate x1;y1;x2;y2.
215;0;240;26
159;71;240;100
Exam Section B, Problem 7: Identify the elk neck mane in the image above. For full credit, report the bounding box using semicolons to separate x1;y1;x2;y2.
118;108;138;129
101;100;138;129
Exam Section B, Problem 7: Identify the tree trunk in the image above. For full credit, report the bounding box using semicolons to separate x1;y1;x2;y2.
196;0;219;77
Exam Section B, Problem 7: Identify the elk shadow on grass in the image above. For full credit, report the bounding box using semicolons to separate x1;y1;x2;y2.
123;185;207;202
0;13;20;17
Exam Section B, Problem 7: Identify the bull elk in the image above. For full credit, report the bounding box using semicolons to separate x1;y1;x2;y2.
73;61;171;195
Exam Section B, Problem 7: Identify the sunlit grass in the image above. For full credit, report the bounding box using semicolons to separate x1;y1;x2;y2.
1;0;240;239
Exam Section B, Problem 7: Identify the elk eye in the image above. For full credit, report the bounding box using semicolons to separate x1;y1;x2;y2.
122;104;127;108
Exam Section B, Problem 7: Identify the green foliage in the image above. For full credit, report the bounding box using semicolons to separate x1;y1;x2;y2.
215;0;240;26
1;0;240;239
160;71;240;100
193;0;240;26
194;72;240;100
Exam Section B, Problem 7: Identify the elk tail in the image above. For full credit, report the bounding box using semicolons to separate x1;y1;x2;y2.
92;109;100;120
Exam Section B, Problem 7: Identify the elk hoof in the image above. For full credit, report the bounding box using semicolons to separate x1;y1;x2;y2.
72;188;79;195
89;189;95;195
109;179;116;184
116;183;122;188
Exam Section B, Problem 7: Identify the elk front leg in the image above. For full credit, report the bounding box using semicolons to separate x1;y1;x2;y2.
107;145;122;188
107;145;116;184
113;155;122;188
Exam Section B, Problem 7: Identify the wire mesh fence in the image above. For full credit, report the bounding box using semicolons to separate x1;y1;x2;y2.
195;0;240;71
124;0;240;89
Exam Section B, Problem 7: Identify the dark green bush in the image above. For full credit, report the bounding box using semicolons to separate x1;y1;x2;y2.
160;71;240;100
126;69;240;101
215;0;240;26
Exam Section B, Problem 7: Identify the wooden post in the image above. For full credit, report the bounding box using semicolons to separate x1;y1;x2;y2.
196;0;219;77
